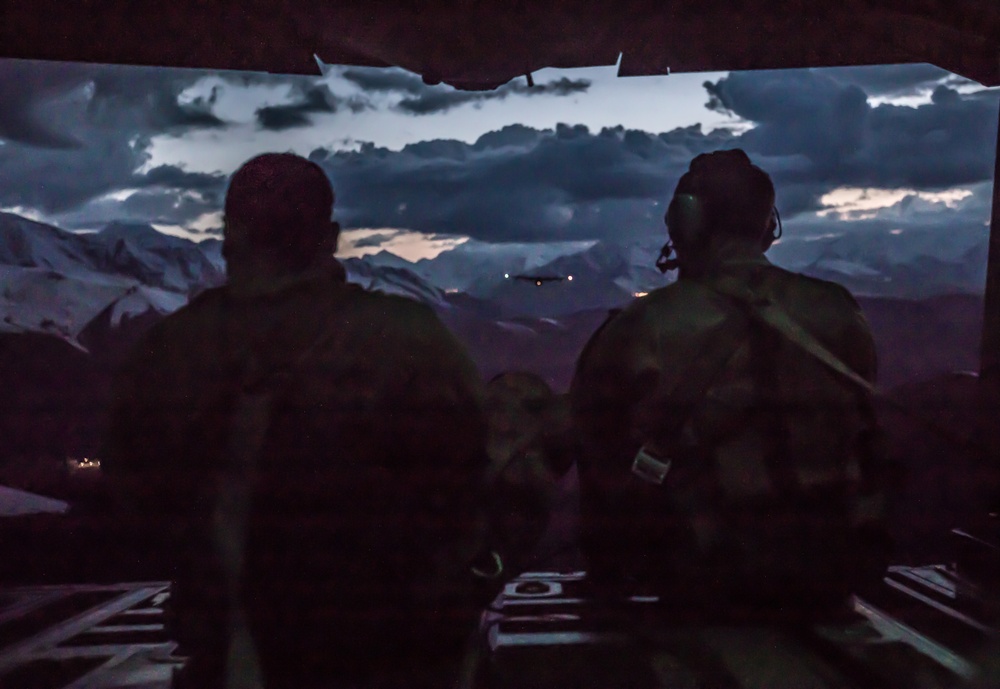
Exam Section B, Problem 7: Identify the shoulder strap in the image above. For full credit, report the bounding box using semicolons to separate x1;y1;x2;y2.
707;272;994;465
709;273;876;394
632;269;875;488
210;288;355;689
632;300;751;484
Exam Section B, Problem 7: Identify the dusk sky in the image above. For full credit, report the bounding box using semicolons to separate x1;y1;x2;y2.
0;57;996;261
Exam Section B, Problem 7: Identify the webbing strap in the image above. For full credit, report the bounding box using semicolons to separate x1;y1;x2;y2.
708;274;992;463
214;390;271;689
708;274;876;395
210;287;355;689
760;302;869;390
632;304;751;484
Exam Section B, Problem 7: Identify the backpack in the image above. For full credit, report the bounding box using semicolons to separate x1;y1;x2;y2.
622;271;889;611
168;287;497;689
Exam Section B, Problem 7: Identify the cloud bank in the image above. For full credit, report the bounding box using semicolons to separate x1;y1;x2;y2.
341;67;591;115
307;68;996;244
0;61;995;249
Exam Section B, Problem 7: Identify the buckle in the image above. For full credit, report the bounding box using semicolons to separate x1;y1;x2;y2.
470;550;504;580
631;446;671;485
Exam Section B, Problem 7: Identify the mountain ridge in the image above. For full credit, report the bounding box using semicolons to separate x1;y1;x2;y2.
0;211;987;389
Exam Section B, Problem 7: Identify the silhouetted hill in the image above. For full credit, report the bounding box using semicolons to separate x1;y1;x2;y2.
877;371;997;563
0;212;990;498
857;293;983;389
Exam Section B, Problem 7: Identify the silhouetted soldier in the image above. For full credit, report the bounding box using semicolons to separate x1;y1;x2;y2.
571;149;890;617
104;153;491;688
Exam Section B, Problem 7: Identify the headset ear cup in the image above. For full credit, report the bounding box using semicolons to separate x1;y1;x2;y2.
670;193;703;248
761;206;781;251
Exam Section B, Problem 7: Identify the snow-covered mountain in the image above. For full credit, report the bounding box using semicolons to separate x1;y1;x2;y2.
472;241;668;317
0;213;225;292
0;214;220;347
341;257;448;307
0;210;990;373
767;225;989;299
0;265;185;345
0;211;989;465
89;222;224;293
365;238;600;296
0;213;452;346
371;224;989;316
0;213;101;274
2;211;990;330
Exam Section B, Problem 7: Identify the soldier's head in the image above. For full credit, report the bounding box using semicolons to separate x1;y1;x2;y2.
223;153;340;285
662;149;777;275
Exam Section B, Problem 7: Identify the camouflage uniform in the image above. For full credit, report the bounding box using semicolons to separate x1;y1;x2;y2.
483;372;575;574
105;261;489;688
571;254;889;611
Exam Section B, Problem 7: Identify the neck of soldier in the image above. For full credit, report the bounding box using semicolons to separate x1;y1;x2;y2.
226;251;341;296
678;235;767;281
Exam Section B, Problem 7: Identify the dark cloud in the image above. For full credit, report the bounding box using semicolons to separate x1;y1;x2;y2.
56;186;219;230
0;59;994;247
341;66;590;116
255;85;368;131
192;225;223;236
6;61;229;146
704;69;999;214
0;108;83;150
821;63;954;97
85;65;229;133
350;231;399;248
519;78;591;97
150;89;226;130
0;132;151;214
117;188;217;226
0;60;232;219
341;67;426;95
133;164;227;192
395;77;591;115
0;61;95;148
308;122;734;243
471;124;544;150
395;90;491;115
304;69;995;245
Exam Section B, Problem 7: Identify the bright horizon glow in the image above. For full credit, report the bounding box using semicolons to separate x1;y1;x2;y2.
338;228;469;261
818;186;974;220
152;223;215;241
867;80;989;108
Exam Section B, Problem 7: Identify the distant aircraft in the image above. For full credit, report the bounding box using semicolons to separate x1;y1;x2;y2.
506;273;573;286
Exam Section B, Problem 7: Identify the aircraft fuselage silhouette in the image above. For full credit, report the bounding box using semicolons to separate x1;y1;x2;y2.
513;275;565;286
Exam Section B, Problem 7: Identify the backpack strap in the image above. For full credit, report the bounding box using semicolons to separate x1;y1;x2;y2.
630;264;878;493
631;301;751;485
206;288;356;689
708;272;876;394
213;386;271;689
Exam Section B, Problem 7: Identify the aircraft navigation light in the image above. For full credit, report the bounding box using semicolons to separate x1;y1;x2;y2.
504;273;509;278
634;291;649;298
567;275;573;281
536;280;542;286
